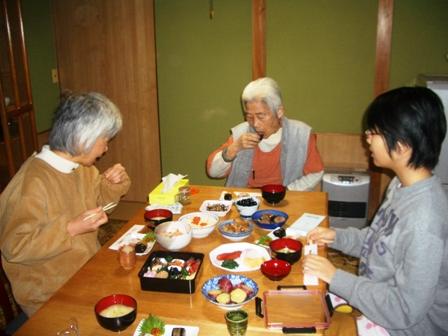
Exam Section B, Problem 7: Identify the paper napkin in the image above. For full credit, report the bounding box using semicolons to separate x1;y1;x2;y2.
161;173;187;193
289;213;326;236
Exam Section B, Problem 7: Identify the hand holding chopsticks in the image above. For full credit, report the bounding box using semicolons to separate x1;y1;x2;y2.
83;202;118;221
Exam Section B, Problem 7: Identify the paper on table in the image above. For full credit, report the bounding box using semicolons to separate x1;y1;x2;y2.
303;243;319;286
161;173;187;193
289;213;326;236
145;203;183;214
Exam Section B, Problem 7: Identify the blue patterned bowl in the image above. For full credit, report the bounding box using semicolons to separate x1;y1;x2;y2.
252;209;288;230
201;274;258;310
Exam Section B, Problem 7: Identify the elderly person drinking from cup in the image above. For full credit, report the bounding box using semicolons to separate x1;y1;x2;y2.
0;92;131;318
206;77;324;191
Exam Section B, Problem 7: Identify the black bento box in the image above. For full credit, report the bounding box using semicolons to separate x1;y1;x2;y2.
138;250;204;294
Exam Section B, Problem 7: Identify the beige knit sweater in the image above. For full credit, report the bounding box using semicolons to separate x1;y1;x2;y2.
0;156;130;316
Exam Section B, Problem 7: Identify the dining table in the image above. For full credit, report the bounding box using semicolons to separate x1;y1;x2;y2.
15;185;350;336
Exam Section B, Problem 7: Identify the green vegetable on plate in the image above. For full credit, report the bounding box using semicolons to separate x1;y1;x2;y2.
221;259;239;269
257;235;272;246
139;314;165;336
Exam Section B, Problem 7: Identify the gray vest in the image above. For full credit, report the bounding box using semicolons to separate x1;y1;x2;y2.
226;117;311;187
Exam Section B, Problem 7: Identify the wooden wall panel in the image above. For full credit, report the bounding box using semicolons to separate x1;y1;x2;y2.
316;132;369;172
52;0;161;202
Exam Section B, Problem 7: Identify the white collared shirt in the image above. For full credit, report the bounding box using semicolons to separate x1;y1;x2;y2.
35;145;79;173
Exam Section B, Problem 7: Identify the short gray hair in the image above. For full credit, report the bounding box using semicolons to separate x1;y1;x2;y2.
241;77;283;114
49;92;122;155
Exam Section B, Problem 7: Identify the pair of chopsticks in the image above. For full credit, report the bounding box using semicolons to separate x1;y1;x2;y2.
83;202;118;221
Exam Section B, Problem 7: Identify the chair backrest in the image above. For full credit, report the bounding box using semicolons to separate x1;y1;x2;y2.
0;256;19;328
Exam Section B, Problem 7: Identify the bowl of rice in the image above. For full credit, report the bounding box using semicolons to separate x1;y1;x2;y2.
154;221;192;251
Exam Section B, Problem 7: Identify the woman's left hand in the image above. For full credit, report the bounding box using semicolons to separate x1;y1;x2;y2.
103;163;129;184
302;255;337;284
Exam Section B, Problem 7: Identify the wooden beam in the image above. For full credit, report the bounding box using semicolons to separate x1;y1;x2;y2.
369;0;394;218
252;0;266;79
374;0;394;96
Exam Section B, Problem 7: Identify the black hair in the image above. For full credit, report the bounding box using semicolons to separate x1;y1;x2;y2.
364;86;446;170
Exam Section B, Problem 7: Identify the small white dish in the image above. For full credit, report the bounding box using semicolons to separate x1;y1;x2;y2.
133;320;199;336
199;200;232;217
108;224;155;256
255;227;304;247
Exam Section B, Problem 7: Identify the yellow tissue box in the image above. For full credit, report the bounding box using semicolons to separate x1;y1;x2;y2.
148;179;189;205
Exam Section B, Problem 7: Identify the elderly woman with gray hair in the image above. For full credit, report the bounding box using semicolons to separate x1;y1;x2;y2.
207;77;324;191
0;92;131;317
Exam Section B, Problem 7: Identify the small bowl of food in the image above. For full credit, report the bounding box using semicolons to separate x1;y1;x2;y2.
178;212;219;239
269;238;303;264
252;209;288;230
144;208;173;227
235;196;260;218
201;274;258;310
261;184;286;205
154;221;192;251
260;259;291;281
94;294;137;332
218;218;254;241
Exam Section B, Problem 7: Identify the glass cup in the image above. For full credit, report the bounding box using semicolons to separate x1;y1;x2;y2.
176;186;191;205
56;318;79;335
119;244;136;270
225;309;248;336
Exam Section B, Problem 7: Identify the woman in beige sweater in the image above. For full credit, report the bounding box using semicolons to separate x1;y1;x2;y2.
0;92;131;318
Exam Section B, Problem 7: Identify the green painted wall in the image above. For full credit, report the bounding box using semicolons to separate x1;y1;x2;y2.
266;1;377;133
19;1;448;185
390;0;448;87
155;0;252;185
21;0;59;133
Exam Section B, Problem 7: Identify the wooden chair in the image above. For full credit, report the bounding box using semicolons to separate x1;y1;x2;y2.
0;256;20;334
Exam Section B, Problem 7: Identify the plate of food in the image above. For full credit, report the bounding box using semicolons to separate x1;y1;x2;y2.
255;227;303;248
134;314;199;336
109;225;156;256
219;191;261;202
199;200;232;217
201;274;258;310
209;242;270;272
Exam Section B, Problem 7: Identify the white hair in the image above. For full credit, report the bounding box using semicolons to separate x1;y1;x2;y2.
49;92;122;155
241;77;283;114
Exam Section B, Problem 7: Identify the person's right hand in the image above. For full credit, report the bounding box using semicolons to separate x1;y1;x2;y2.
67;207;108;236
306;227;336;245
227;132;261;155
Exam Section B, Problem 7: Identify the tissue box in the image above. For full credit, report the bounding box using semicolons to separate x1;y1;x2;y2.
148;179;189;205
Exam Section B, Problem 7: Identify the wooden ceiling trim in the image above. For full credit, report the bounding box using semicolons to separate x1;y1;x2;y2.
252;0;266;79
